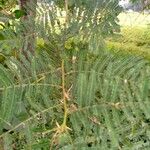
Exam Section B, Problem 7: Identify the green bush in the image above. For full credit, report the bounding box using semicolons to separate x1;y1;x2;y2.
1;1;150;150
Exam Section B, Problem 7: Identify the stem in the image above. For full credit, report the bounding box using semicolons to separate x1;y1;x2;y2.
61;0;69;126
61;60;67;125
65;0;69;26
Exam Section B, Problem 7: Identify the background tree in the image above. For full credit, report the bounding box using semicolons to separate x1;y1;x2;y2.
131;0;150;9
19;0;37;57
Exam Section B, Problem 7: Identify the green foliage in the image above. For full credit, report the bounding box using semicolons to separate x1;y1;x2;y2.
0;0;150;150
13;9;26;19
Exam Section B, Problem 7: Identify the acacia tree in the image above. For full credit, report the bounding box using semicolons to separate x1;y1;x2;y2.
1;0;121;58
1;0;150;150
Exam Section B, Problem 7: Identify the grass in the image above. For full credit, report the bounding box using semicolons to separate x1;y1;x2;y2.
106;40;150;59
106;12;150;60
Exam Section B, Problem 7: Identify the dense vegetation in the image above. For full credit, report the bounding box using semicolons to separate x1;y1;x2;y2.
0;0;150;149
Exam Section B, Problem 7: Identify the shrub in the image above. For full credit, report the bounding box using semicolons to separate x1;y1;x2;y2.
1;1;150;150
